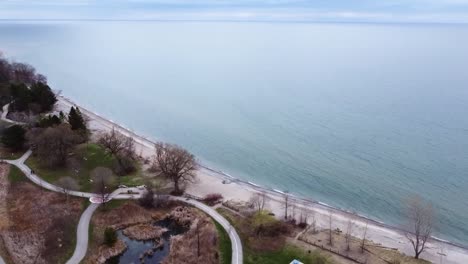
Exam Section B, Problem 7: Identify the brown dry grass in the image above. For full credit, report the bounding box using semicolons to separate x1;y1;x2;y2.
299;229;431;264
162;207;219;264
0;164;84;264
0;164;13;264
0;164;10;231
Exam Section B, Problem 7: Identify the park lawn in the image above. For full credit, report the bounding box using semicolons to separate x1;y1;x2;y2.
245;245;330;264
118;162;145;187
216;208;332;264
213;218;232;264
25;143;145;192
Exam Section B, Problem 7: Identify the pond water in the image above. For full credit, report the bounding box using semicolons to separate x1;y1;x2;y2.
106;219;188;264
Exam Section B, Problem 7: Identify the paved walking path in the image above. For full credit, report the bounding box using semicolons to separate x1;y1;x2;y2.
1;103;26;125
1;150;243;264
173;197;243;264
65;203;99;264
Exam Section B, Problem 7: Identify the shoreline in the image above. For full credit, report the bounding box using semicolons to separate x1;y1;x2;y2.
56;95;468;263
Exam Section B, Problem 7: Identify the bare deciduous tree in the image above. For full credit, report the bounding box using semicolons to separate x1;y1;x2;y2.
404;196;434;259
291;203;297;221
98;128;135;158
56;176;79;203
361;221;368;253
283;191;290;220
91;167;116;203
298;206;309;227
152;142;197;195
328;210;334;246
345;219;355;251
250;191;269;213
11;62;36;85
29;124;80;168
310;211;317;234
98;128;136;181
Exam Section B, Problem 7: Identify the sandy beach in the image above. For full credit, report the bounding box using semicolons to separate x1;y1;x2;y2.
56;95;468;264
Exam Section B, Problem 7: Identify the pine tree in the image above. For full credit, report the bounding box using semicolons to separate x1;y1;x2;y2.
68;106;86;131
1;125;26;150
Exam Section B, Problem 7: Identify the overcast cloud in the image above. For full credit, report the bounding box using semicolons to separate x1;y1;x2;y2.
1;0;468;23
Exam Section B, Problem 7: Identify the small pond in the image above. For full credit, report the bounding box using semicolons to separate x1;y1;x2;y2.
106;219;188;264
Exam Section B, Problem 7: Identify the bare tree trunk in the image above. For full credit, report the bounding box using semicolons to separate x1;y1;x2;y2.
311;211;316;233
174;179;180;194
328;211;333;246
197;222;200;257
345;219;354;251
361;222;368;253
404;196;434;259
284;193;289;220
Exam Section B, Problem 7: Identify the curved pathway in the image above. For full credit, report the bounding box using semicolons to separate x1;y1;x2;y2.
1;103;26;125
173;197;243;264
1;150;243;264
66;203;99;264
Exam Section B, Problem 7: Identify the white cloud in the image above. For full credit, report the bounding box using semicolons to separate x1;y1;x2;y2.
1;0;468;23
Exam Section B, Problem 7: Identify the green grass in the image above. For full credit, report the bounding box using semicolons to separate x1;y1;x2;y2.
7;165;27;183
216;208;332;264
245;245;330;264
25;143;145;192
118;162;145;187
213;219;232;264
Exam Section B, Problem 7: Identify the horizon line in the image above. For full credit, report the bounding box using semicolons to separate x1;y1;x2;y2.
1;18;468;26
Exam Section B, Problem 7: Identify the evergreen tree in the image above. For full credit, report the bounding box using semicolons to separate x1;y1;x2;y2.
37;114;62;128
59;111;65;121
1;125;26;150
30;82;56;112
68;106;86;131
9;83;32;112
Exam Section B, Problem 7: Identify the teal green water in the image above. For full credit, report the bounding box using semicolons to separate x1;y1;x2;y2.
1;21;468;245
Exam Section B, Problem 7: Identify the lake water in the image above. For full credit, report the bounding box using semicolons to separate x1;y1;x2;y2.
107;219;188;264
1;21;468;245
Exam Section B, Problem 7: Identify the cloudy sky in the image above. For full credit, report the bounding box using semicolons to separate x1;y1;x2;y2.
1;0;468;23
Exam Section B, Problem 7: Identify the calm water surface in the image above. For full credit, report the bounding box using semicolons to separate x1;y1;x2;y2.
1;21;468;245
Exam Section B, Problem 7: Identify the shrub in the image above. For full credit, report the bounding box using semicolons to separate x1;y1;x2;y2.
104;227;117;246
139;189;154;208
170;188;185;196
250;211;290;237
203;193;223;205
112;156;136;176
37;114;62;128
1;124;26;150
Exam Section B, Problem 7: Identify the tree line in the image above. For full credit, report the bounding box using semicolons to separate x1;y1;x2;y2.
0;53;55;113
